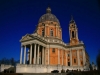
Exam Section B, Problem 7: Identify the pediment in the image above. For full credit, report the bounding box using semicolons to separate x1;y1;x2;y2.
20;34;33;42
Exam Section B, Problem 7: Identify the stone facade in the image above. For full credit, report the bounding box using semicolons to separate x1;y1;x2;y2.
16;7;90;73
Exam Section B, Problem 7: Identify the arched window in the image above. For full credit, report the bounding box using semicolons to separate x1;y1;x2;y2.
72;31;74;38
50;29;53;36
42;29;44;37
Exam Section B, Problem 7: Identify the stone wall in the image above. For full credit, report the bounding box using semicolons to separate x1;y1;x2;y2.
0;64;14;72
16;64;84;73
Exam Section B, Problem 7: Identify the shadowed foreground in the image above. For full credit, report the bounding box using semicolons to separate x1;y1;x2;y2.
0;70;100;75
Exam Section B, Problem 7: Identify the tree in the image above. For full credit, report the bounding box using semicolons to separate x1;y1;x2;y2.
89;64;93;70
96;50;100;70
10;58;15;66
0;57;19;66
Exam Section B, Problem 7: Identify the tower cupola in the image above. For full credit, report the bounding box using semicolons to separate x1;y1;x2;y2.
69;16;79;45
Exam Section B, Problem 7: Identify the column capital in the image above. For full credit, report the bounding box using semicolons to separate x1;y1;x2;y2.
29;43;32;45
21;45;24;47
22;45;26;47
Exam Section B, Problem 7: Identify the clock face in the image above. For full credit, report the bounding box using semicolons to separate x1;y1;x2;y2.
72;25;75;28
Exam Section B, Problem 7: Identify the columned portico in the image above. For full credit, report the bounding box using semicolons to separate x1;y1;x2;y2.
19;43;46;65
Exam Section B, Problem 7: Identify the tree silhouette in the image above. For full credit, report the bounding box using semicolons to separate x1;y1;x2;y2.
10;58;15;66
96;50;100;70
0;57;19;66
89;63;93;70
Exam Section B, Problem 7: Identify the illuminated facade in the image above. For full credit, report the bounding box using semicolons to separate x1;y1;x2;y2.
16;7;89;73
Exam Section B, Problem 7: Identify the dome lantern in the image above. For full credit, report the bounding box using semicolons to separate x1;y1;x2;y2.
46;7;51;13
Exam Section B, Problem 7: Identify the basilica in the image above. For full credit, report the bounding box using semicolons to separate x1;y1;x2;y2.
16;7;90;73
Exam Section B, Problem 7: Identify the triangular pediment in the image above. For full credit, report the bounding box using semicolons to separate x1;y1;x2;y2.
20;34;33;42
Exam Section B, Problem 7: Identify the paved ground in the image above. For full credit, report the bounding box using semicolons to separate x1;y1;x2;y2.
23;73;67;75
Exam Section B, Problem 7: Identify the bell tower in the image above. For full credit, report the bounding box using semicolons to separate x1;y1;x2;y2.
69;16;79;45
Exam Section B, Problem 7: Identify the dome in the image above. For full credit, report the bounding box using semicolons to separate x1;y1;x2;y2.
38;7;60;25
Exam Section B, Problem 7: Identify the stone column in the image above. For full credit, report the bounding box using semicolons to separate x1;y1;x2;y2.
37;44;40;64
76;30;78;39
66;51;67;66
62;50;63;65
70;49;72;66
58;48;60;64
20;46;23;64
34;43;36;64
30;44;32;64
58;27;59;38
83;49;86;66
70;31;72;40
77;49;80;66
45;25;46;37
24;46;26;64
48;48;49;65
44;47;45;65
61;30;62;39
48;26;49;37
56;26;57;37
42;47;44;65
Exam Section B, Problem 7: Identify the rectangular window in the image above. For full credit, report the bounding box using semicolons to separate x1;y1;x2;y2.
50;29;53;36
42;29;44;37
74;59;76;63
68;53;70;57
68;62;70;66
52;48;55;53
81;61;83;65
80;51;83;55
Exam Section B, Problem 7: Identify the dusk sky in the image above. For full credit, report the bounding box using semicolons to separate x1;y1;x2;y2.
0;0;100;64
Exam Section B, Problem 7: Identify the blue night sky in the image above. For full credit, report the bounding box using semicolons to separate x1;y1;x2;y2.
0;0;100;64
